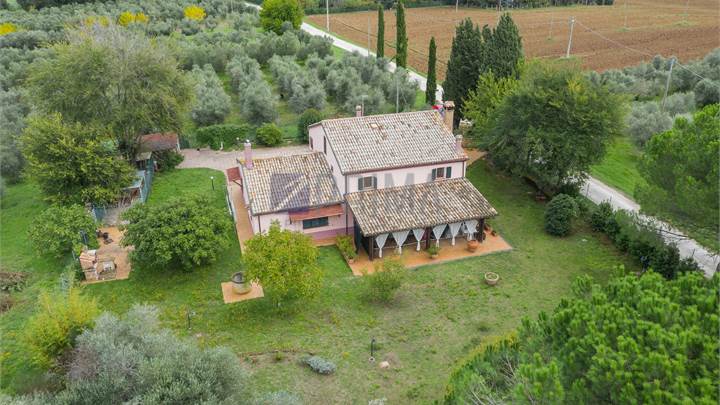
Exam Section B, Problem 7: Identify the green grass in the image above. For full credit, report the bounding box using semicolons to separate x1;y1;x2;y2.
1;163;636;401
590;135;646;197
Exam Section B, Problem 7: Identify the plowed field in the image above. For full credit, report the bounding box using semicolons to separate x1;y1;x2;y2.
307;0;719;79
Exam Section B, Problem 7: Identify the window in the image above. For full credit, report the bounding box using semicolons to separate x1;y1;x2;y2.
303;217;329;229
357;176;377;191
431;166;452;180
310;138;314;149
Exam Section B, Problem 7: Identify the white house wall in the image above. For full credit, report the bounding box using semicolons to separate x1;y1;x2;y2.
345;161;466;193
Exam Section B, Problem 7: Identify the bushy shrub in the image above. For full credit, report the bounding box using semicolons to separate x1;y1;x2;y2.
154;149;184;170
297;108;322;142
544;194;578;237
256;123;284;146
626;101;672;146
121;195;232;270
195;123;250;150
24;287;99;369
28;204;98;258
589;201;614;233
190;64;231;127
363;259;406;303
304;356;336;375
335;235;356;260
241;81;278;125
58;305;250;403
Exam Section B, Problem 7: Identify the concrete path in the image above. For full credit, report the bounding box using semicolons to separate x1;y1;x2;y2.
240;4;719;276
179;145;312;172
582;177;718;277
244;2;444;101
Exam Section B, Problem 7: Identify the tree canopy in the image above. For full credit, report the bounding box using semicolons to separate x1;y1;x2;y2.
21;114;135;206
376;4;385;59
121;195;232;270
425;37;437;104
26;25;192;156
445;270;719;404
395;0;407;68
243;222;322;306
260;0;303;34
482;61;625;193
190;64;231;127
636;103;719;236
28;204;98;258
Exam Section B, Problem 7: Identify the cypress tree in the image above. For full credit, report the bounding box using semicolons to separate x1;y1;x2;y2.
487;13;523;78
377;4;385;58
442;18;484;122
395;0;407;68
425;37;437;104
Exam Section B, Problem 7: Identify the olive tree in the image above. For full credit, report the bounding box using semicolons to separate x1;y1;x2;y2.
190;64;231;127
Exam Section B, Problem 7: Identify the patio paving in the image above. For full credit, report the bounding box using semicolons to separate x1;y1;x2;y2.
221;281;264;304
81;226;132;284
347;230;512;276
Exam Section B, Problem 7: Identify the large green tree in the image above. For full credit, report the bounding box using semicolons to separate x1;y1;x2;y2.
121;195;232;270
260;0;303;34
486;13;523;79
28;204;98;258
482;61;624;193
376;4;385;58
445;270;719;404
26;25;192;156
636;103;719;236
425;37;437;104
462;71;519;143
21;114;135;206
243;222;322;306
395;0;407;68
442;19;485;123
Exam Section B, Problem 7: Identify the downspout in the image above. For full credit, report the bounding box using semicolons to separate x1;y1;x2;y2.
257;216;261;233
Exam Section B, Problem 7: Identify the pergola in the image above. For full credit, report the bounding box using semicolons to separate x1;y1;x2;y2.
346;178;498;260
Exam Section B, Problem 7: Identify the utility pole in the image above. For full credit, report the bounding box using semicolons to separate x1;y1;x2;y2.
565;17;575;59
326;0;330;31
367;14;371;57
455;0;458;13
661;57;675;112
395;76;399;113
548;12;554;39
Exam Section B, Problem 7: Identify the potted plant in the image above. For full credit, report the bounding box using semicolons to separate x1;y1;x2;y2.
427;245;440;259
336;235;357;264
231;271;252;295
484;271;499;286
467;239;479;252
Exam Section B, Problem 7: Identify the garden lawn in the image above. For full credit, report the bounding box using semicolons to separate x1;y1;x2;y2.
590;135;646;197
1;164;636;401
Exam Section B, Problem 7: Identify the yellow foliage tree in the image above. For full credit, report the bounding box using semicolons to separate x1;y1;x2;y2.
24;286;99;369
83;16;110;27
135;12;149;24
0;22;18;36
118;11;136;27
184;5;206;21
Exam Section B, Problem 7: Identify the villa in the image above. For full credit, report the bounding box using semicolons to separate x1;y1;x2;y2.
237;101;498;260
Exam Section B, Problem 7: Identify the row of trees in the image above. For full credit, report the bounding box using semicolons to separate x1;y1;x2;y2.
445;269;718;404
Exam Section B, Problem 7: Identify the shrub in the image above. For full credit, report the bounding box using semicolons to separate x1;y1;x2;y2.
0;271;28;293
154;149;184;171
24;287;99;369
184;5;206;21
304;356;336;375
297;108;322;142
58;305;250;403
335;235;356;260
363;259;406;303
544;194;578;237
256;123;284;147
195;123;250;150
260;0;303;34
589;201;614;233
28;204;98;258
121;195;232;270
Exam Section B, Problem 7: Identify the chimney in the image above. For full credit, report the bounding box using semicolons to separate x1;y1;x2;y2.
355;105;363;117
455;134;464;154
243;139;253;169
443;100;455;133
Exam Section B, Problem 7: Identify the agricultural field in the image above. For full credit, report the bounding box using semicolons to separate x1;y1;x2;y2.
307;0;720;79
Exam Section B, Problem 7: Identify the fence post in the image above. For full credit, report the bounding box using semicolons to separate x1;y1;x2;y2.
565;17;576;59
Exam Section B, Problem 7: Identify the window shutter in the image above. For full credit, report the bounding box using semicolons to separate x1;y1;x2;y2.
372;176;377;189
357;177;363;191
446;166;452;178
431;169;437;180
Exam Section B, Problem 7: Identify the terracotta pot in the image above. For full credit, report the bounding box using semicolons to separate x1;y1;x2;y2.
232;272;252;295
484;272;499;286
467;239;479;252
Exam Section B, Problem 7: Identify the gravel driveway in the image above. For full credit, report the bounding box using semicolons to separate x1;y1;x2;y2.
178;145;312;172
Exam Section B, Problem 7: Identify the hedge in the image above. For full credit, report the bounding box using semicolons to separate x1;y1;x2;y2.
195;124;250;150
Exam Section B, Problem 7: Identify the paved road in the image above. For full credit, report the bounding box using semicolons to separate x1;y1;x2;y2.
582;177;718;277
242;3;719;277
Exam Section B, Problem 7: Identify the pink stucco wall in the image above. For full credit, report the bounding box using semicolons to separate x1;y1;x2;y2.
255;209;351;240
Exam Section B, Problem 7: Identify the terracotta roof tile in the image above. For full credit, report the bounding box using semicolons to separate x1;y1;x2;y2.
139;133;179;152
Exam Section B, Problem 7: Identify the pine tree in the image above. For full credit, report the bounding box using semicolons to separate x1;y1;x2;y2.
442;18;484;122
487;13;523;79
425;37;437;104
376;4;385;58
395;0;407;68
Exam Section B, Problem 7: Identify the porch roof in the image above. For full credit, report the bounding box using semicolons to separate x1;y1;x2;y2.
346;178;498;236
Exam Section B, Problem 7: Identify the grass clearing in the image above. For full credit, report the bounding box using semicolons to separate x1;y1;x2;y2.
590;135;645;197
